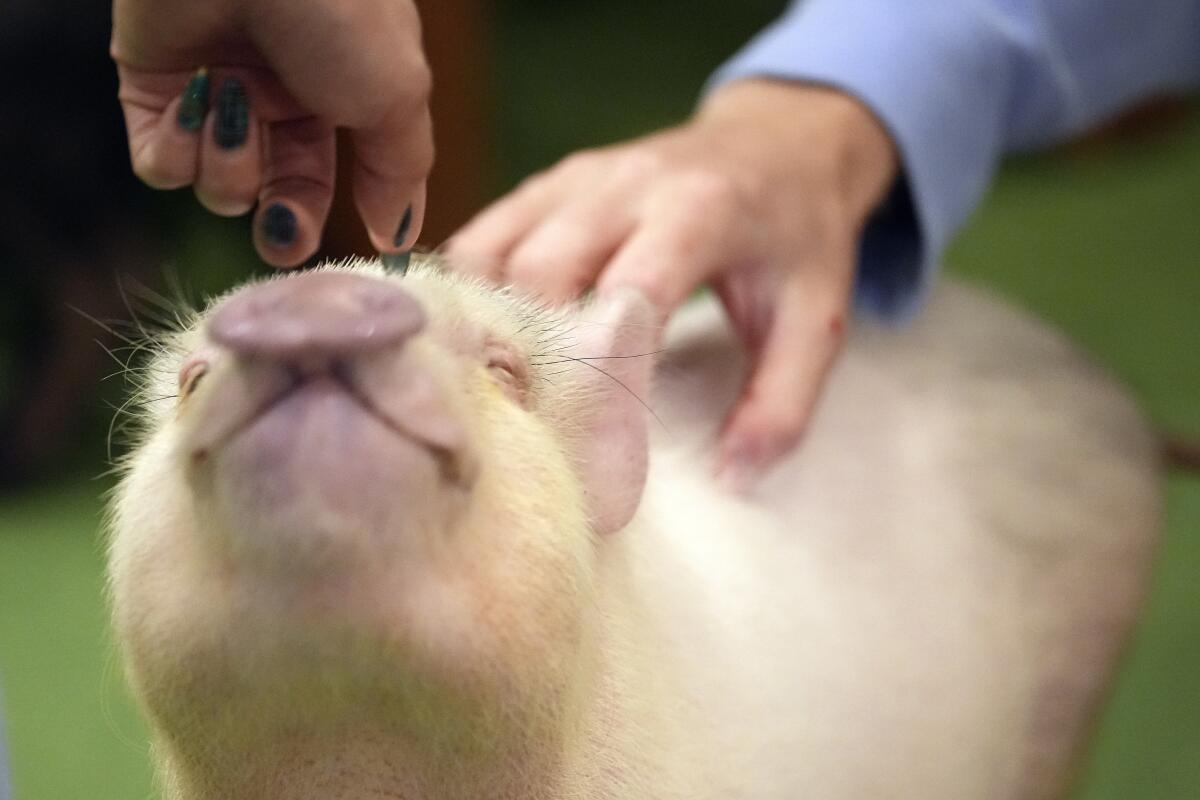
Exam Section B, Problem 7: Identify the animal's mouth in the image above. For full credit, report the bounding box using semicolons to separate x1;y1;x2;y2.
229;364;354;436
188;353;477;489
254;364;460;477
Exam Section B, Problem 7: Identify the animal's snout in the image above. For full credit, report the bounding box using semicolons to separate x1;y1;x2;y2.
208;271;425;361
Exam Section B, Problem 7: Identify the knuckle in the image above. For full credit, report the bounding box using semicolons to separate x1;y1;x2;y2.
512;170;558;201
638;279;674;311
351;65;431;127
613;271;676;311
196;192;255;218
506;244;554;279
673;170;740;214
195;179;257;218
409;137;436;175
775;412;809;449
397;61;433;109
610;148;665;180
133;148;191;190
508;247;590;299
538;215;597;252
446;221;505;257
540;274;590;304
454;252;503;279
806;295;851;346
506;262;558;297
754;400;810;450
824;312;848;346
556;149;605;178
131;160;167;188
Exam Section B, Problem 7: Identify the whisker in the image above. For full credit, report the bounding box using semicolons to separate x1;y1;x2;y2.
542;354;666;432
67;305;141;346
531;349;664;366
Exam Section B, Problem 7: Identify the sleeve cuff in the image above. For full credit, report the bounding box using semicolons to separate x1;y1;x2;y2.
707;0;1016;317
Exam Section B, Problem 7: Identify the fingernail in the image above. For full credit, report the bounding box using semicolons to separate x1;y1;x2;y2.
214;77;249;150
176;68;210;132
383;206;414;274
381;251;412;274
261;203;297;247
393;205;414;248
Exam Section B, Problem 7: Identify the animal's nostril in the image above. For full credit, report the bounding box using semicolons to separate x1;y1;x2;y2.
208;271;426;361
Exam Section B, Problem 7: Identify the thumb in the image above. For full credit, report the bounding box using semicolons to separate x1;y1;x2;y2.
716;271;850;492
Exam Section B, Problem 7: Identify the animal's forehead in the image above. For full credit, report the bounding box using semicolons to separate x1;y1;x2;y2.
392;262;572;349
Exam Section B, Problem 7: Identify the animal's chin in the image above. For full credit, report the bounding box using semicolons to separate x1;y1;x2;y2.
196;377;457;576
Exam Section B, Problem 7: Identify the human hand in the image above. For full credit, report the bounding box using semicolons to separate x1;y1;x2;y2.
446;81;897;490
111;0;432;266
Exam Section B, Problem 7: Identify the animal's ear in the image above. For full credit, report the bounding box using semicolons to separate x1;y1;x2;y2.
566;288;662;536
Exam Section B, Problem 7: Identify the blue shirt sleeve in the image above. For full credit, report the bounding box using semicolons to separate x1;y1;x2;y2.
709;0;1200;317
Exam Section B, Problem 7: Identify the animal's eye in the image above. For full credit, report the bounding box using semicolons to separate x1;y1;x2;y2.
487;357;519;387
178;358;209;400
482;341;527;403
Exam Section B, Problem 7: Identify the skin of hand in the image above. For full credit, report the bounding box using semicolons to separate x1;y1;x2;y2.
111;0;433;266
446;80;898;490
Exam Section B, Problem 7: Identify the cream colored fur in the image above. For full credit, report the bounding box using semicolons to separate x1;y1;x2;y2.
107;257;1160;799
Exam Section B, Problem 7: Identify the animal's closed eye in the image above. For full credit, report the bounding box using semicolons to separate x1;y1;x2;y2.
178;358;209;400
487;358;525;405
487;357;518;385
482;342;528;403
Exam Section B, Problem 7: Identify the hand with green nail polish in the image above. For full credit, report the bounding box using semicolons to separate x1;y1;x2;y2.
111;0;434;267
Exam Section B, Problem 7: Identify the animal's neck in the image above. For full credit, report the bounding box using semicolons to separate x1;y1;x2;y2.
164;734;573;800
157;521;676;800
158;615;655;799
160;667;652;800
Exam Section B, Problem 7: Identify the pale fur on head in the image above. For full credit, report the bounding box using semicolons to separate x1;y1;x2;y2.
106;256;660;799
104;258;1164;800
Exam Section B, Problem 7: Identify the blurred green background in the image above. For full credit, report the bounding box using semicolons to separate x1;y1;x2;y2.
0;1;1197;797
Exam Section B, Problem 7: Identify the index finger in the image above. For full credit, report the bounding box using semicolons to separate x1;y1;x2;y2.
595;177;755;311
118;66;203;189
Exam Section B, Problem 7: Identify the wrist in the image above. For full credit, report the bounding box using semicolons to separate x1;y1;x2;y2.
698;79;898;223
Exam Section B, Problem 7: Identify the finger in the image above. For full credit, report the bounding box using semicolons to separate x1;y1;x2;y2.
715;273;851;493
353;100;435;253
503;186;639;304
253;116;337;267
119;67;208;190
195;76;263;217
443;173;568;281
596;177;749;311
378;184;427;274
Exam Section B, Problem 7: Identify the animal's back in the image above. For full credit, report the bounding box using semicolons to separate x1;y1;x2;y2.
626;279;1160;799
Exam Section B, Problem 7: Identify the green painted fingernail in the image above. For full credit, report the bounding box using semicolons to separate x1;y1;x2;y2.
383;206;414;273
177;68;210;132
214;78;249;150
261;203;297;247
393;206;414;248
382;251;412;274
